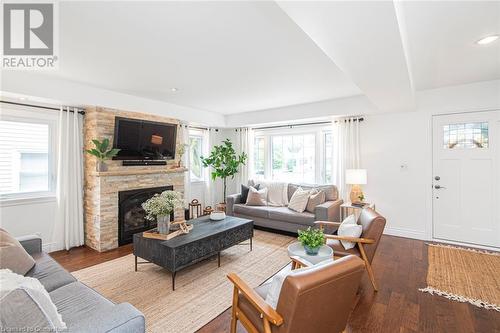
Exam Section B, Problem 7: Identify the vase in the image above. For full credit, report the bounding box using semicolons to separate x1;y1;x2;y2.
304;245;320;256
96;161;108;172
157;215;171;235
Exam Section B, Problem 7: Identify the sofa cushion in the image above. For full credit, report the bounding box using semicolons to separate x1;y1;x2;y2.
246;186;268;206
306;189;326;213
288;187;310;213
233;204;269;218
267;207;315;226
326;239;360;257
0;229;35;275
288;184;338;201
241;184;260;203
25;252;76;292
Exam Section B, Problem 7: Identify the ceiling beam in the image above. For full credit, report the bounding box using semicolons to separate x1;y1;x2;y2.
277;1;415;113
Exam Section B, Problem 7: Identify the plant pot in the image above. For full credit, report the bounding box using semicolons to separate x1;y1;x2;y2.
96;161;108;172
304;245;320;256
216;202;226;212
157;215;171;235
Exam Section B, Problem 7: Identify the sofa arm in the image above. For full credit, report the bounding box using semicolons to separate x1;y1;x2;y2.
16;235;42;255
78;303;145;333
315;199;343;223
226;193;242;216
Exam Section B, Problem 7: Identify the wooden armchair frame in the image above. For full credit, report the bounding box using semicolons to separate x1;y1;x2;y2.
315;221;379;291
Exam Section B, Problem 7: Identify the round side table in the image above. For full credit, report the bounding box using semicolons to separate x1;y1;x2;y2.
287;242;333;265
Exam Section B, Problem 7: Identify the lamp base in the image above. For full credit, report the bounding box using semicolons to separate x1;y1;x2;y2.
350;185;364;204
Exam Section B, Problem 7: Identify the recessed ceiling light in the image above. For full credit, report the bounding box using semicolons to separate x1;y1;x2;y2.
476;35;499;45
19;97;27;101
170;88;178;92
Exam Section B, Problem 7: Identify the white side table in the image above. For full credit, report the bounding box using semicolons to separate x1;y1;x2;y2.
287;242;333;265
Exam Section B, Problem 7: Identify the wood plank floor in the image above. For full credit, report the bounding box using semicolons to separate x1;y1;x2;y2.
51;235;500;333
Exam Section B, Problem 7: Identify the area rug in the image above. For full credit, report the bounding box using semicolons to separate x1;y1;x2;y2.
73;230;294;333
419;243;500;311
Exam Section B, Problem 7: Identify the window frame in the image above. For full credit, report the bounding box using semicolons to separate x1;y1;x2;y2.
0;107;58;202
252;125;332;184
188;129;205;183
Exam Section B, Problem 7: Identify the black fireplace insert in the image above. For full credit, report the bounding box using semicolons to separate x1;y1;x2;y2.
118;185;174;246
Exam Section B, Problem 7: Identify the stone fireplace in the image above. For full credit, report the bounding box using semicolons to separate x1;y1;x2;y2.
83;106;186;252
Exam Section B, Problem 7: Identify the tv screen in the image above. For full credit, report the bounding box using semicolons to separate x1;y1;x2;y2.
112;117;177;160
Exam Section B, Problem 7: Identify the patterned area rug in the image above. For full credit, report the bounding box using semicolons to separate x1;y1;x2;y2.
73;230;294;333
419;243;500;311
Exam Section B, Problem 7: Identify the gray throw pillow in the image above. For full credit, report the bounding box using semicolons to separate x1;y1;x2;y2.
306;190;326;213
0;229;36;275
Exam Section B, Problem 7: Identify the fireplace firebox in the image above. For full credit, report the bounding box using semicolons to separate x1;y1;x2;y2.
118;185;173;246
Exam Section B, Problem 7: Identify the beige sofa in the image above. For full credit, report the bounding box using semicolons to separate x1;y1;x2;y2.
226;183;343;234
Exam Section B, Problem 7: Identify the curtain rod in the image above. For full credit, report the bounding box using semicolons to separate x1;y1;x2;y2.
179;124;217;131
252;118;364;130
1;100;86;115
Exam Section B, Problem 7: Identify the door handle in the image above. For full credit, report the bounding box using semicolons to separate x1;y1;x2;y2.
434;185;446;189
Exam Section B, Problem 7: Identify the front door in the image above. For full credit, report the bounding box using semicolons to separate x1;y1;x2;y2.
432;111;500;248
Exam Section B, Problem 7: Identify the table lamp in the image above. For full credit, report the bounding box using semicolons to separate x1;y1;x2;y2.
346;169;367;204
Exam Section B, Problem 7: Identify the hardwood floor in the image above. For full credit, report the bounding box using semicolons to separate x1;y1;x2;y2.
51;235;500;333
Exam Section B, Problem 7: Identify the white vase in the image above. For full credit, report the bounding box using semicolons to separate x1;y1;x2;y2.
157;215;171;235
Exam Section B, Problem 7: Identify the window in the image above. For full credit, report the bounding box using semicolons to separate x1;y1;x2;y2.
0;114;56;199
323;132;333;183
271;134;315;183
443;122;488;149
253;137;265;179
189;134;204;181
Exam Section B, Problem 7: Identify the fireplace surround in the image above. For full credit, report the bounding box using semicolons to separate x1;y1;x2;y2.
118;185;174;245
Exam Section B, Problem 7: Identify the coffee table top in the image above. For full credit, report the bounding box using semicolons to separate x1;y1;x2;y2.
287;242;333;265
135;215;253;248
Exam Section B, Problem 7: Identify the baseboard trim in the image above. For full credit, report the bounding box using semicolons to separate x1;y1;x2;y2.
431;238;500;252
383;227;427;241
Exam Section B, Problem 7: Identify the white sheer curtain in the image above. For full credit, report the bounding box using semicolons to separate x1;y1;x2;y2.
180;124;191;207
56;107;84;250
203;128;218;208
332;117;361;200
235;127;253;187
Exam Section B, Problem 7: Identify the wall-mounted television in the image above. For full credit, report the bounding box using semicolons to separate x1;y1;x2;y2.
112;117;177;160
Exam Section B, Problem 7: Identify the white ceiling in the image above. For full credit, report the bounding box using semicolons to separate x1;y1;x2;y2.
5;1;500;116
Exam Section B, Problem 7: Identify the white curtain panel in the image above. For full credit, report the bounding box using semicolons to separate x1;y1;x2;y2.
235;127;252;187
56;107;84;250
332;117;361;200
203;128;218;208
180;124;191;207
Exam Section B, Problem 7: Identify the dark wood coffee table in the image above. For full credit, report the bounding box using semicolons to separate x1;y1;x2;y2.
133;215;253;290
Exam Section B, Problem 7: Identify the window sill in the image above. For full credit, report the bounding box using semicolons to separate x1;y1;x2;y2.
0;194;57;207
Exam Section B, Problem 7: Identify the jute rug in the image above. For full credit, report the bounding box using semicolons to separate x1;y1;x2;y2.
419;243;500;311
73;230;294;333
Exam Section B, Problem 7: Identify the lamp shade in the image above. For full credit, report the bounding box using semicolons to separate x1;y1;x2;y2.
346;169;367;185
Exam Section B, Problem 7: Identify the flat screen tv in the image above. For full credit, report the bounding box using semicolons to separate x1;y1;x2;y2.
112;117;177;160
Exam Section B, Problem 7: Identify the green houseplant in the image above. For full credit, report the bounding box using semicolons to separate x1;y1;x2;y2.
85;138;120;172
298;227;326;255
142;190;183;234
201;139;247;204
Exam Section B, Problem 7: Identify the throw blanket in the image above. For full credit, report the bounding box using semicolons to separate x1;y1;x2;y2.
254;180;288;206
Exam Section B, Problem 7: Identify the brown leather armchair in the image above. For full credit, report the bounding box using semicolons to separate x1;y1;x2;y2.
316;207;386;291
227;255;365;333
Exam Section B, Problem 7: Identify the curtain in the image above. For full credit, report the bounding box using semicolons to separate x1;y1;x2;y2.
332;117;361;200
180;124;191;207
203;128;218;208
235;127;253;187
56;107;84;250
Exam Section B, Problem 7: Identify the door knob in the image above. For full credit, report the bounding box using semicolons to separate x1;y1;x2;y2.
434;185;446;189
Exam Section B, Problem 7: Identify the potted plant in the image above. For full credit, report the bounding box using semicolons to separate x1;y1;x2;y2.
176;143;188;168
142;190;183;234
85;138;120;172
201;139;247;207
297;227;326;255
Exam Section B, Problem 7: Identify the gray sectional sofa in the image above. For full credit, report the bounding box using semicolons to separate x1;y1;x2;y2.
0;235;145;333
227;183;343;234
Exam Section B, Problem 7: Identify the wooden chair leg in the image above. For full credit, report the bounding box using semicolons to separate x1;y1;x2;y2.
358;244;378;292
231;286;238;333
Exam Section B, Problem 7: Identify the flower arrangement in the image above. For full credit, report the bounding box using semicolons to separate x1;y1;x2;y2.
297;227;326;255
142;190;183;221
176;143;188;167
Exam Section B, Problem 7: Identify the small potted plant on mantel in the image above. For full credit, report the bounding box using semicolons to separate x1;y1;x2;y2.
298;227;326;256
142;190;183;234
85;138;120;172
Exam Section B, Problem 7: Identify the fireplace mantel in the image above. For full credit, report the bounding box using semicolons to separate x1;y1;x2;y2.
91;167;188;177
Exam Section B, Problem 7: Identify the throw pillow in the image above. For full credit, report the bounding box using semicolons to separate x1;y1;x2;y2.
288;187;310;213
0;269;66;330
246;186;268;206
241;183;260;203
0;229;35;275
306;189;326;213
337;214;362;250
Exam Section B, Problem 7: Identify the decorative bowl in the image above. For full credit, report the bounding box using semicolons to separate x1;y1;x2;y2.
210;211;226;221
